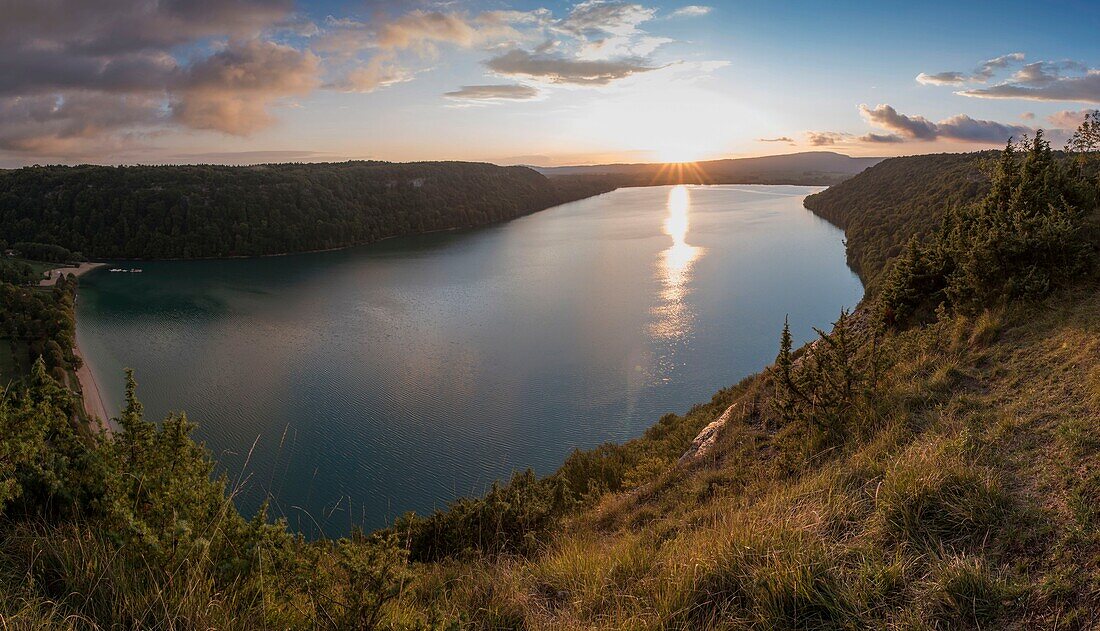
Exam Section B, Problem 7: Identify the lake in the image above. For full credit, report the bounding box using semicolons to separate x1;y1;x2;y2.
76;184;862;536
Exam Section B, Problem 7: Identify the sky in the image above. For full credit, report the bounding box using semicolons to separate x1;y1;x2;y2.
2;0;1099;167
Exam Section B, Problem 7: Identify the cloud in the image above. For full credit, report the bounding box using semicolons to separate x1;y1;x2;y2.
558;1;657;37
858;104;937;140
859;104;1032;143
1048;108;1098;129
974;52;1025;81
1021;112;1036;120
0;0;319;154
485;49;658;85
805;131;849;146
916;52;1026;87
758;136;794;143
0;0;723;160
958;71;1100;104
317;10;538;56
916;71;967;86
918;53;1100;104
326;55;414;93
0;92;164;152
669;5;712;17
443;84;540;102
173;40;320;135
859;133;904;143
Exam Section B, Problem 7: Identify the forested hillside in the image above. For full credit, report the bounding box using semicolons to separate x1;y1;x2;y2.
803;152;993;285
3;117;1100;628
0;162;615;259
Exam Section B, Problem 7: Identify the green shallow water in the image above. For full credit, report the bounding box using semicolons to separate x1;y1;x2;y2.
76;184;862;536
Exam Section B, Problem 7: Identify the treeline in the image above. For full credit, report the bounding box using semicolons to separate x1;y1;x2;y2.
0;277;80;378
878;131;1098;324
4;241;79;263
0;161;616;259
803;152;994;285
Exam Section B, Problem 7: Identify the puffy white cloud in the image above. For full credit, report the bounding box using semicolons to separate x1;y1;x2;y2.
1048;108;1098;129
916;71;966;86
669;6;712;18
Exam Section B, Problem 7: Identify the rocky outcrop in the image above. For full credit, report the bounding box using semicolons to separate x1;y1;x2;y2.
679;403;738;464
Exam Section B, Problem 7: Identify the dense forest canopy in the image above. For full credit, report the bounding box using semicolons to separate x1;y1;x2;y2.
803;152;994;286
0;161;615;259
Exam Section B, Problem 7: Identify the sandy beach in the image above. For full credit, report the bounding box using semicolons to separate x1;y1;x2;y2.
74;341;112;431
39;261;105;287
46;262;113;431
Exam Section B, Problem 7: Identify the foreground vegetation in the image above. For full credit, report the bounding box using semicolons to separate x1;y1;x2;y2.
2;116;1100;628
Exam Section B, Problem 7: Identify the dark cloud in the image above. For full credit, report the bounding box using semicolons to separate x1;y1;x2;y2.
804;131;848;146
858;104;937;140
444;84;540;101
0;92;164;152
0;0;293;58
486;49;657;85
859;133;904;143
0;0;320;152
859;104;1032;143
958;72;1100;104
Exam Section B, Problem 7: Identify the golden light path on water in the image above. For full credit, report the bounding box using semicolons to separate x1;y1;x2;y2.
651;184;705;340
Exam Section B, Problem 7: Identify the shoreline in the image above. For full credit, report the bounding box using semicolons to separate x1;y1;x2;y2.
74;339;111;433
60;263;112;432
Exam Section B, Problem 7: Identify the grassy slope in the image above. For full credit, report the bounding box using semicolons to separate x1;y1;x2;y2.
384;154;1100;629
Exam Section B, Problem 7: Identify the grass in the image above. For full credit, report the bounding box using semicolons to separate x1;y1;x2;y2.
368;284;1100;629
3;285;1099;628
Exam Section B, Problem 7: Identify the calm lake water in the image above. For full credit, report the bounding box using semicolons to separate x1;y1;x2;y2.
76;185;862;536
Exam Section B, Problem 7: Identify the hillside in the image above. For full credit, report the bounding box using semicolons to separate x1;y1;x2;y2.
3;131;1100;628
803;152;994;286
535;151;884;186
0;161;615;259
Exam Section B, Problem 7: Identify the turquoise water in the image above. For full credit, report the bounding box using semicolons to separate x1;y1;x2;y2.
76;185;862;536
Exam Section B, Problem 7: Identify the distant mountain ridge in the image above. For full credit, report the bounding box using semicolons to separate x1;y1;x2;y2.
533;151;884;186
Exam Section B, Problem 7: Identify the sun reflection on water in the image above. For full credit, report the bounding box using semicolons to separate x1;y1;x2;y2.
651;185;705;341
